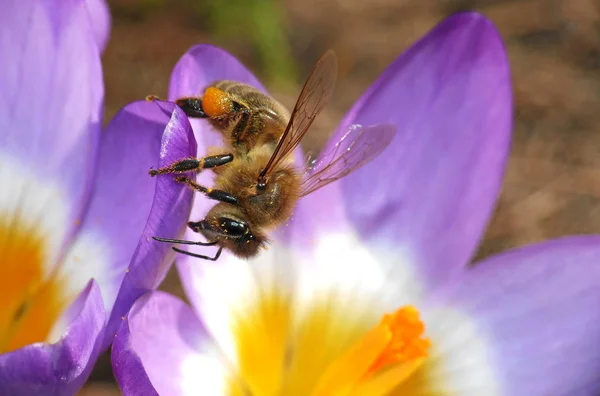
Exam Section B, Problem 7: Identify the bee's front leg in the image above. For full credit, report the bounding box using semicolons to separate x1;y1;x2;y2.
173;176;238;206
149;153;233;176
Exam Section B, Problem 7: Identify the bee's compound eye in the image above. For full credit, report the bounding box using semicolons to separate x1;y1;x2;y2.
218;217;248;237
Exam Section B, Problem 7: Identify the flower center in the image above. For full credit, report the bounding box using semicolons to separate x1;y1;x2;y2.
311;306;430;396
0;214;67;353
228;290;431;396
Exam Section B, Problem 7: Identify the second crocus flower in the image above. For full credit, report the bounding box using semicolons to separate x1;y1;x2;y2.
0;1;195;394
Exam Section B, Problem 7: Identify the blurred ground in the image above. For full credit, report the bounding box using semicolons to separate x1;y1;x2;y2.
83;0;600;393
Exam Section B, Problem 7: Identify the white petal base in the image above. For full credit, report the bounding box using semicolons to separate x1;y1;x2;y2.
0;153;70;275
411;306;502;395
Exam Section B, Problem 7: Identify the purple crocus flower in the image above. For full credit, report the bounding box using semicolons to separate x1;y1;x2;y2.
0;1;195;394
112;12;600;395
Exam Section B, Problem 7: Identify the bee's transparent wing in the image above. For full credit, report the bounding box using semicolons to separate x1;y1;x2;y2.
301;123;396;197
260;50;338;178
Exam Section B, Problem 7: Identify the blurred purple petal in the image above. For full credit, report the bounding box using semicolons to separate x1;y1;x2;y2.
426;236;600;395
102;102;196;348
58;101;195;349
0;0;103;265
0;280;105;396
113;291;229;396
296;12;512;290
84;0;111;52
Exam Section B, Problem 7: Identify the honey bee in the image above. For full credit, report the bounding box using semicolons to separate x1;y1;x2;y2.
149;50;395;260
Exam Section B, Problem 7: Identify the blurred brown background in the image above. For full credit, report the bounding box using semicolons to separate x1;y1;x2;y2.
82;0;600;393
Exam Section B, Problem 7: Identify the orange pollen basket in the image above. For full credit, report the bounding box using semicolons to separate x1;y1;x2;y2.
202;87;233;117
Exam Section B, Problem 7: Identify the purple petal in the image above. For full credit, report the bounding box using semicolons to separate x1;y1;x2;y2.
59;101;195;349
296;12;512;289
103;102;196;347
84;0;111;52
426;236;600;395
0;0;103;266
113;292;229;396
112;296;159;396
0;280;105;396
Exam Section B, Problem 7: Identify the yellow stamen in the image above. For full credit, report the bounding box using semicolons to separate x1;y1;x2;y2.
312;306;430;396
230;288;293;395
0;215;67;352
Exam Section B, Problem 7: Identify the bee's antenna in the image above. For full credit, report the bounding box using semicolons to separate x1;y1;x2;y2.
152;236;218;246
173;246;222;261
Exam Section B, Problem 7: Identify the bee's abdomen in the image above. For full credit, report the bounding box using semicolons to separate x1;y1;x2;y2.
213;81;289;122
213;80;264;104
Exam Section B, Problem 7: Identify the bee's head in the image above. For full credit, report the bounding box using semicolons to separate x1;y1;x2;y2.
191;203;267;258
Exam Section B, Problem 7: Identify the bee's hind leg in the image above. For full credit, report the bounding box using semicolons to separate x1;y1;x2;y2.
149;153;233;176
175;97;208;118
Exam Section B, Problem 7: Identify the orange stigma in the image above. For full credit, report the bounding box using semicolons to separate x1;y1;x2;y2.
202;87;233;117
312;305;430;396
367;306;430;374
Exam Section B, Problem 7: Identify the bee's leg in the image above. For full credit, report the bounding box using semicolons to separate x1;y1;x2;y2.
175;97;208;118
173;246;223;261
149;153;233;176
230;107;252;144
174;176;238;205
